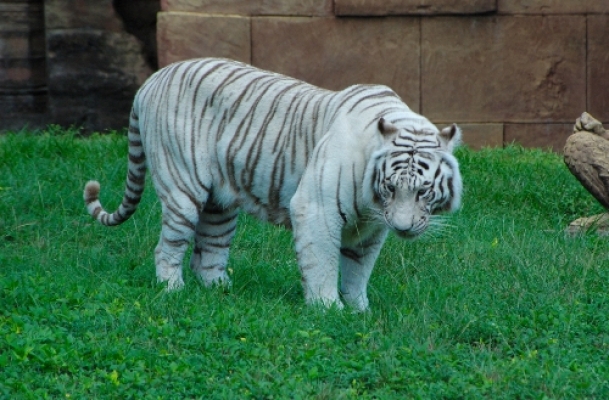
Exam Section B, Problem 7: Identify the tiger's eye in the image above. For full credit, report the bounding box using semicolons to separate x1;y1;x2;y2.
387;184;395;193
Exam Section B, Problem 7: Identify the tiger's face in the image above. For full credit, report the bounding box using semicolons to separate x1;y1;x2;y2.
367;118;462;239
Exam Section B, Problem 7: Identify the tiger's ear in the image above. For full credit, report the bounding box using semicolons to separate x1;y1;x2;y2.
378;118;398;141
439;124;462;153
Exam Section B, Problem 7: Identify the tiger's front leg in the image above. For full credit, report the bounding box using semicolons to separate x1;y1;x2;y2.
339;228;388;311
290;197;344;309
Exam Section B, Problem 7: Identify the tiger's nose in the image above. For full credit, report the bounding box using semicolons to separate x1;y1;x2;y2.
393;226;419;239
391;214;425;231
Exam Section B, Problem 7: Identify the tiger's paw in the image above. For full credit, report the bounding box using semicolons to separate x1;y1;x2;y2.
157;268;185;291
160;276;185;292
341;292;370;313
198;272;232;289
345;300;369;313
306;295;344;310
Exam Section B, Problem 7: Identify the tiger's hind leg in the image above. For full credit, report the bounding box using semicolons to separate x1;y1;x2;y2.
155;196;203;290
189;201;238;287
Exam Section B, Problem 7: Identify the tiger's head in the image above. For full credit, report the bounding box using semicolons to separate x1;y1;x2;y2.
364;117;463;239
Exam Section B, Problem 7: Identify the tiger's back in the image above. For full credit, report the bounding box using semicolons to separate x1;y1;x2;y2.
84;58;462;310
136;58;343;226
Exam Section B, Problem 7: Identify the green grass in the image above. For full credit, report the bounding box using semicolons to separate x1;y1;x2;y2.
1;127;608;398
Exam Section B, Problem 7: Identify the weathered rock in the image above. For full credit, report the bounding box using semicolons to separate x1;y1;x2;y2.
573;111;609;139
157;12;251;67
252;16;421;111
47;29;152;130
0;0;47;122
114;0;161;69
45;0;123;31
46;0;159;70
160;0;333;16
335;0;497;16
566;213;609;236
38;0;160;131
564;113;609;235
422;16;586;123
0;0;159;132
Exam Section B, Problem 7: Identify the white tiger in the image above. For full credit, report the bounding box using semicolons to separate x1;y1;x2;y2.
84;58;463;311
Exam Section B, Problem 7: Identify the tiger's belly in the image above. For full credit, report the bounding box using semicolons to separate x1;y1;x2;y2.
243;200;292;228
212;182;294;229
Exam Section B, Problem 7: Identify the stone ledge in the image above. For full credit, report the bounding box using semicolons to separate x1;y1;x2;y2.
335;0;497;16
157;12;251;67
160;0;333;16
497;1;609;15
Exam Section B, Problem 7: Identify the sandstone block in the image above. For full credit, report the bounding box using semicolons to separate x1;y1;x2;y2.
157;12;250;68
587;16;609;122
504;123;572;152
160;0;333;16
252;17;421;111
590;1;609;13
498;1;609;15
335;0;497;16
422;16;586;123
447;123;504;149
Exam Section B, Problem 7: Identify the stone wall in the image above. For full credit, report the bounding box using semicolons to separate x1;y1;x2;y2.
46;0;159;132
0;0;47;130
158;0;609;151
0;0;159;132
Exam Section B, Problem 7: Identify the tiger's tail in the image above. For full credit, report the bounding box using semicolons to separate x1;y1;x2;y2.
84;108;147;226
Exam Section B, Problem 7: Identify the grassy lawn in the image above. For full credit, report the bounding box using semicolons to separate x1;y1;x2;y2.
1;127;608;398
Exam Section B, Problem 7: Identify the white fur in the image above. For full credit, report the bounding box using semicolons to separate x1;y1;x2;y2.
84;58;463;311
